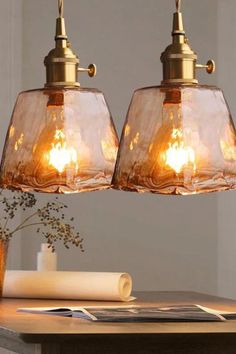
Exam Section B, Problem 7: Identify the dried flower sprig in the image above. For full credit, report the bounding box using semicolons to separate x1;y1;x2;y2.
0;189;84;252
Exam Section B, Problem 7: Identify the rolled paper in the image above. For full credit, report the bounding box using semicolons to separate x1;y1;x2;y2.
3;271;134;302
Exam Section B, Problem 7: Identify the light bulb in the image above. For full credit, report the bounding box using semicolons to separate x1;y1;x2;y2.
32;93;81;178
46;129;78;174
155;93;197;177
164;128;196;174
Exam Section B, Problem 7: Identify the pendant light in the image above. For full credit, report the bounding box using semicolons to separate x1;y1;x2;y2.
0;0;119;194
113;0;236;195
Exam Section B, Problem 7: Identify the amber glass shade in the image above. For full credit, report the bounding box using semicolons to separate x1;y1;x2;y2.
0;88;119;193
113;86;236;195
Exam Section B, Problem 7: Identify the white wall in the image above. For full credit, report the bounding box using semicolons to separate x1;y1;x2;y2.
0;1;22;354
217;0;236;298
0;0;22;270
16;0;219;294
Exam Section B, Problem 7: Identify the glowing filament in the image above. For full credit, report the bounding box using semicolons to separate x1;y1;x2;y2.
48;130;78;173
165;129;196;174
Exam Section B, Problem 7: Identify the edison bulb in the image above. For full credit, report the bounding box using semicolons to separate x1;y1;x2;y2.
47;129;78;173
33;92;80;177
156;94;197;177
165;128;196;174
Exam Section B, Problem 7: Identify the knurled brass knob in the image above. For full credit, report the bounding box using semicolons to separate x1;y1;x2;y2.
196;60;216;74
206;60;216;74
78;64;97;78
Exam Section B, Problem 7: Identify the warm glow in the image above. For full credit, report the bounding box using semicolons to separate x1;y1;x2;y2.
47;129;78;173
124;124;131;137
9;125;15;138
101;140;117;161
165;128;196;174
129;132;140;151
220;140;236;161
14;133;24;151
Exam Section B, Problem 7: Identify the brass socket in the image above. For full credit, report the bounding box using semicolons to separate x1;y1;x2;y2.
44;16;96;88
161;10;215;85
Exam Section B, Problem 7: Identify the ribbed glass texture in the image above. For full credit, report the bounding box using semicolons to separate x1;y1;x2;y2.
0;88;119;194
113;86;236;195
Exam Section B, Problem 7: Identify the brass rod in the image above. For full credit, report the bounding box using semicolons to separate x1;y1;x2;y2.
175;0;181;12
58;0;64;18
196;64;207;69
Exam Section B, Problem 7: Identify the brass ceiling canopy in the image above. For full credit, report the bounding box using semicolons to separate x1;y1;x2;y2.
161;0;215;85
44;0;96;88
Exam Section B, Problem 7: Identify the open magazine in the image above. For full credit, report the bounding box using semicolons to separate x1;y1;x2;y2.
18;304;236;322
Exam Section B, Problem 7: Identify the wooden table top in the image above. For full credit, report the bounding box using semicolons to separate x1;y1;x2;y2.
1;291;236;343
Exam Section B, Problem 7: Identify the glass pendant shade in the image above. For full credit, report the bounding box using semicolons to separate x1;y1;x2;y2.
113;1;236;195
113;85;236;195
0;88;118;193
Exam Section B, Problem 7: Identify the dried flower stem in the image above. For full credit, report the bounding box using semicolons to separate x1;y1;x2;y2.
0;189;84;252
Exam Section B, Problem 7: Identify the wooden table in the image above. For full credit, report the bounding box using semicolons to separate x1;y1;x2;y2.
1;292;236;354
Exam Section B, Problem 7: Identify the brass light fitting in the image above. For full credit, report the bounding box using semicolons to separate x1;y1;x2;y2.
44;0;96;88
0;0;119;194
112;0;236;195
161;0;215;85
